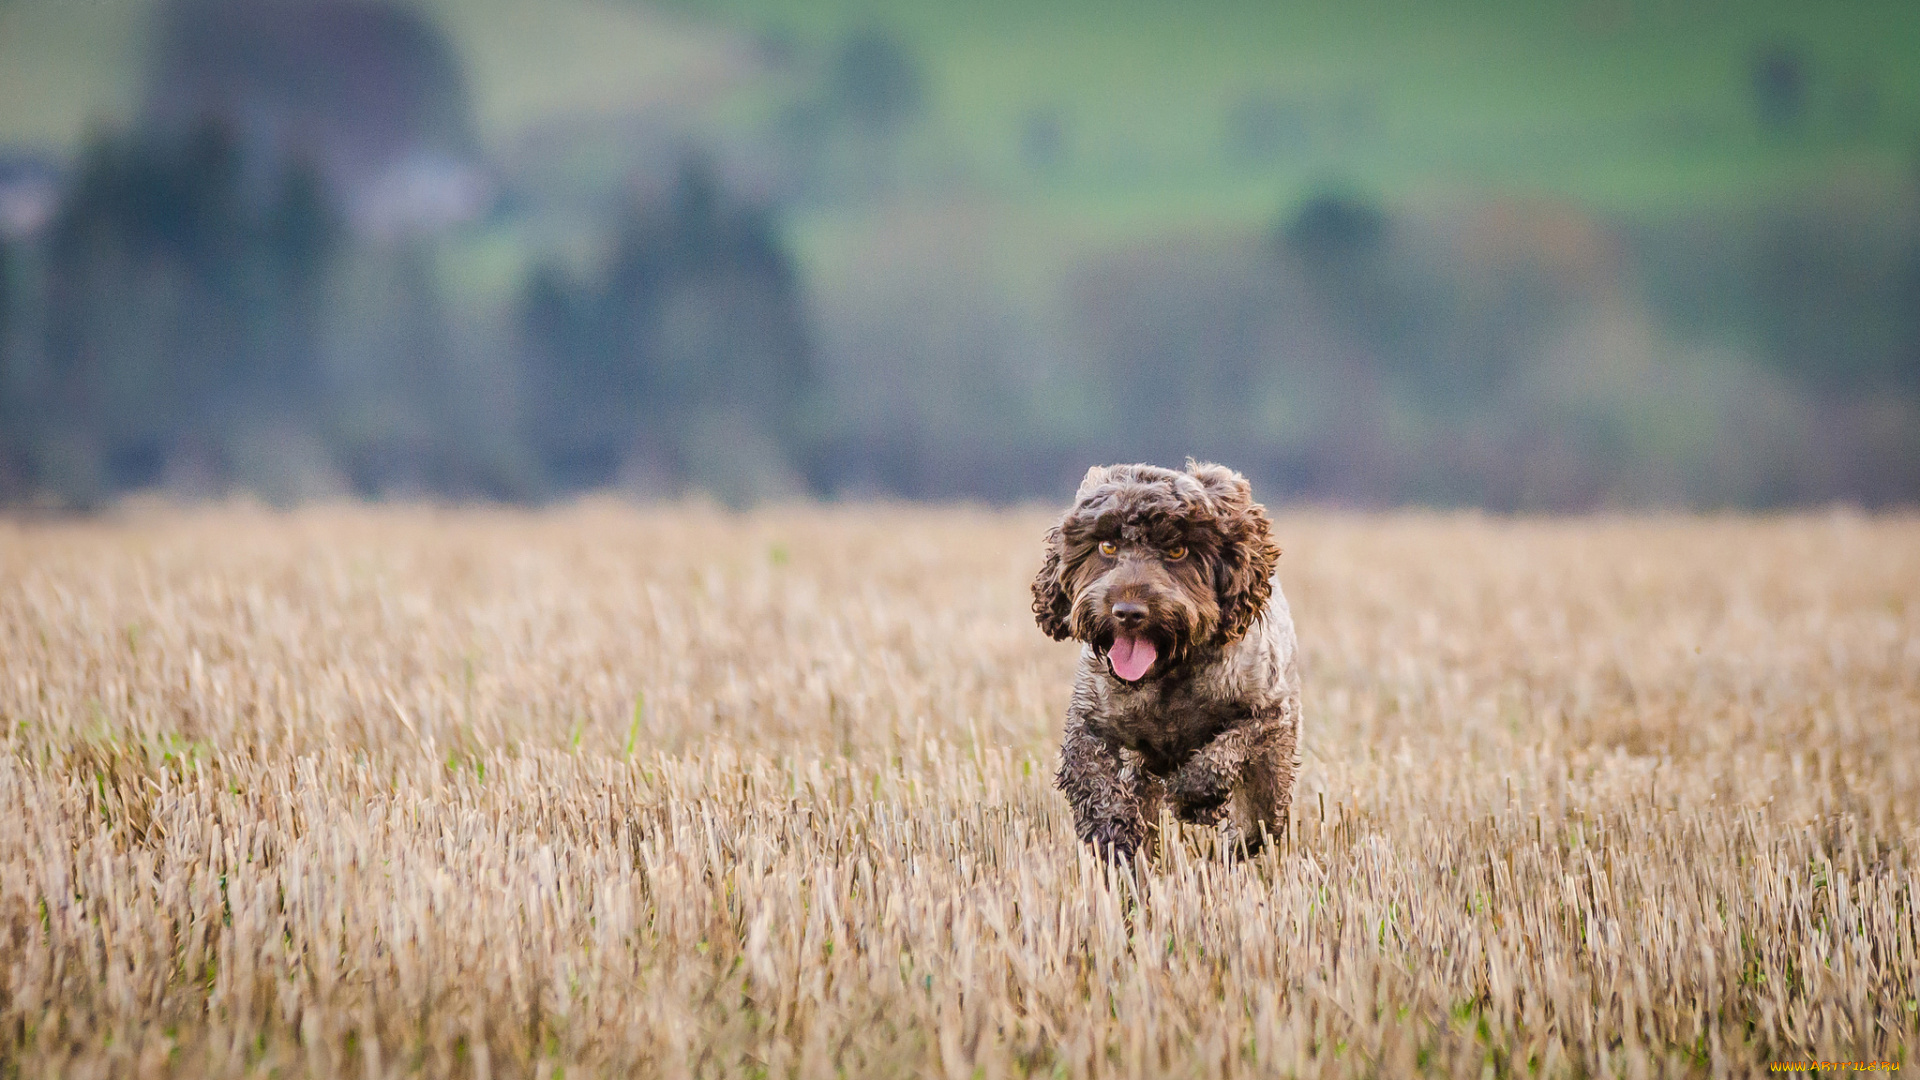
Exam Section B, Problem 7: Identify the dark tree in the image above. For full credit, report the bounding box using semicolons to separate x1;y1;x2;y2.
259;157;342;401
1283;191;1385;257
1751;44;1807;132
38;121;344;499
0;235;19;498
1280;187;1533;406
1906;240;1920;393
1746;213;1920;395
521;260;640;488
0;236;10;370
829;27;924;135
147;0;474;183
520;160;814;493
1019;108;1068;170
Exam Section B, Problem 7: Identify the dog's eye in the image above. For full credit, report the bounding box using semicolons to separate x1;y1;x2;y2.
1097;540;1118;557
1165;545;1188;561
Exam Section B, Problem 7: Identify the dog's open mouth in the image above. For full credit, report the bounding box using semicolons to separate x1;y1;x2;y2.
1104;635;1159;682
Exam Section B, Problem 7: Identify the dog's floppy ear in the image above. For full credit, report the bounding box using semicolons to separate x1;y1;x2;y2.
1187;461;1280;644
1030;524;1075;640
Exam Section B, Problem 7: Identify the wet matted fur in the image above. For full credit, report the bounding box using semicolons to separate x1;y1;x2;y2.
1032;462;1300;859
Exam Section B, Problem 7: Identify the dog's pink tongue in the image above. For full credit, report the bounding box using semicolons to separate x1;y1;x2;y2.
1108;636;1157;681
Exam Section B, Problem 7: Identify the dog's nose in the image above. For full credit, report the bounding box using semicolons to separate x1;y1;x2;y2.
1111;601;1148;630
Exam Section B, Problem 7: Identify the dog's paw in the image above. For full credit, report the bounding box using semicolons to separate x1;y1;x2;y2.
1168;766;1230;822
1216;819;1267;857
1083;818;1144;862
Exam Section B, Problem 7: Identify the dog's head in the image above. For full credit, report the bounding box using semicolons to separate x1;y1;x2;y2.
1031;461;1280;682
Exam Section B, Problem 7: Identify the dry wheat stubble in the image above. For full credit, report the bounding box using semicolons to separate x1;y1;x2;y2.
0;503;1916;1078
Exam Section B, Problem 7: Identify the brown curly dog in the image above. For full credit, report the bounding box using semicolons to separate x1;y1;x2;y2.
1032;462;1300;860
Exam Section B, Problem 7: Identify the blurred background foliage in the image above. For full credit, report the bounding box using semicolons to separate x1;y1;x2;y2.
0;0;1917;508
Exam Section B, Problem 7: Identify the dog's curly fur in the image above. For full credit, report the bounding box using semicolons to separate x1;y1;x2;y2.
1032;462;1300;860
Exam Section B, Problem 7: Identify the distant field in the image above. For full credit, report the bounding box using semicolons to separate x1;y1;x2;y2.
686;0;1920;216
4;0;1918;228
0;0;752;150
1;505;1915;1076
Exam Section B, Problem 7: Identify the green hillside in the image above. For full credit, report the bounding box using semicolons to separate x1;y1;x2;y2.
5;0;1917;217
0;0;147;147
0;0;748;149
677;0;1920;214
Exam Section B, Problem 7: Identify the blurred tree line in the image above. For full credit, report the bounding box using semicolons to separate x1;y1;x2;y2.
1058;186;1920;507
0;0;816;508
520;162;813;499
4;140;1919;509
2;0;1917;511
26;124;337;504
0;126;813;507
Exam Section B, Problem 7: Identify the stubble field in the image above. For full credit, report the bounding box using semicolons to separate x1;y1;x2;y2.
1;504;1916;1078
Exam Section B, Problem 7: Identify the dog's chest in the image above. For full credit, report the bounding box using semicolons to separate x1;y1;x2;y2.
1088;679;1237;773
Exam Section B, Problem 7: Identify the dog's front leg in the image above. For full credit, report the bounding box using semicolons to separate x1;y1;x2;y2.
1167;703;1298;846
1055;715;1148;861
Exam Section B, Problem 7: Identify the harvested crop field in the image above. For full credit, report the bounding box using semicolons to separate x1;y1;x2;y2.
2;504;1917;1078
